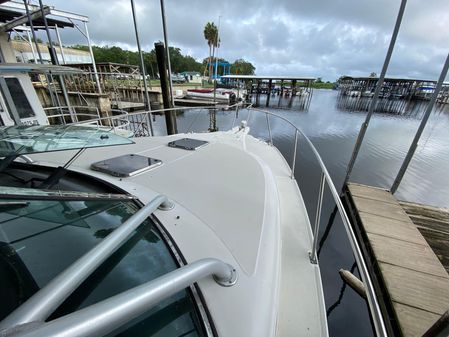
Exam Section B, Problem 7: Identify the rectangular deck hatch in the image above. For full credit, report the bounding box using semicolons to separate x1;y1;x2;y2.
91;154;162;177
168;138;208;150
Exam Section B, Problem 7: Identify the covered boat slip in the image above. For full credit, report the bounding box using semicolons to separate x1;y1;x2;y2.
344;183;449;337
28;130;328;336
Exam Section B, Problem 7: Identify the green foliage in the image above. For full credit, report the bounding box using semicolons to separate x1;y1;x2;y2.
230;59;255;75
203;22;218;48
70;44;203;78
312;81;335;89
203;21;219;77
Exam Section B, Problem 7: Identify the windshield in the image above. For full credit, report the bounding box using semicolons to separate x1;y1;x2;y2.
0;125;133;157
0;197;205;337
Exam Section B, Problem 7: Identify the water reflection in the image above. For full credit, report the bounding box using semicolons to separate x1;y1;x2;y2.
150;89;449;337
336;93;449;118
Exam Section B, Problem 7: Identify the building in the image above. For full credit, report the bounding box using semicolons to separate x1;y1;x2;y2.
12;40;91;64
180;71;203;84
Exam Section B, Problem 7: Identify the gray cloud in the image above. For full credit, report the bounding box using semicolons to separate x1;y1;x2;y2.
38;0;449;81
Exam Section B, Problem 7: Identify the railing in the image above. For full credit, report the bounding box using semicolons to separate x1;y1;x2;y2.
245;105;387;337
0;195;237;336
45;106;131;134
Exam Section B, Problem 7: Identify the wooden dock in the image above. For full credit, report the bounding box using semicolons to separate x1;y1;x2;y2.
344;183;449;337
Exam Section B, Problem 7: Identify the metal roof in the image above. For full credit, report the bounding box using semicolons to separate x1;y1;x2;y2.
221;75;316;81
0;6;73;30
339;76;438;83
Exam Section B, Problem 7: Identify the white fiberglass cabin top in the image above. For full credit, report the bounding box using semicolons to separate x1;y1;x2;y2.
0;123;329;336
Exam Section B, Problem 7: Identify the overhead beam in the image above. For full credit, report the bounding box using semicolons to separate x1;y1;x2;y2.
0;6;50;33
0;2;89;22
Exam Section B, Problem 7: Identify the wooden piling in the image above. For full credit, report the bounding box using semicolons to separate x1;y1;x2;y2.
266;79;272;107
155;42;177;135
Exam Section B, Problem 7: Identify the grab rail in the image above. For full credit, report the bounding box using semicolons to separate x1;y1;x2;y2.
245;105;388;337
0;195;168;329
7;258;236;337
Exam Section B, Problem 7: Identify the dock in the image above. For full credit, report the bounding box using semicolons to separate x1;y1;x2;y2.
344;183;449;337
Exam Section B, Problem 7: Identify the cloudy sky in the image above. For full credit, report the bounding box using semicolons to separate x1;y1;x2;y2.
41;0;448;81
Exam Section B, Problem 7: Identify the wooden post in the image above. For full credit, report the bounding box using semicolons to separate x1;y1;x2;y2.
255;80;261;107
266;79;272;107
155;42;177;135
292;79;297;96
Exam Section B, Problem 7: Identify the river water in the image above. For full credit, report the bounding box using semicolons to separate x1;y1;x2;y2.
150;89;449;336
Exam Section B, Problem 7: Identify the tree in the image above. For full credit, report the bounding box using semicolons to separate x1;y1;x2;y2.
203;22;218;79
230;59;255;75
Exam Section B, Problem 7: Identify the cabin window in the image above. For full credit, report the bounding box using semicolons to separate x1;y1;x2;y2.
0;197;207;337
3;78;35;119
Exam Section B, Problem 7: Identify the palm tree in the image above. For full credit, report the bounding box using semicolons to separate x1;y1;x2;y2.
203;22;217;79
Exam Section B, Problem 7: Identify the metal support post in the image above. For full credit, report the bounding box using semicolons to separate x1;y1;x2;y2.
291;129;298;179
25;30;37;63
54;25;66;64
83;21;102;94
391;52;449;194
265;112;272;145
130;0;154;136
23;0;57;107
159;0;174;106
343;0;407;187
266;79;272;107
310;172;326;264
38;0;74;121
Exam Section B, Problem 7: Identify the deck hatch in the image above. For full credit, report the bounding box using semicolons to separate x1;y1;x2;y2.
168;138;208;150
91;154;162;177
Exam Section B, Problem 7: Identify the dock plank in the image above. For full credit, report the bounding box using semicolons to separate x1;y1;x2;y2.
393;303;440;337
399;201;449;223
351;196;409;222
358;212;425;246
379;263;449;315
368;233;448;279
418;227;449;274
348;183;397;204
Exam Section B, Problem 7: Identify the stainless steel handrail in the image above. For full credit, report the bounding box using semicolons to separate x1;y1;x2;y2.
245;105;388;337
0;195;168;330
10;258;237;337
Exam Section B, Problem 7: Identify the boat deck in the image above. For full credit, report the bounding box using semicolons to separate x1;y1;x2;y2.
344;183;449;337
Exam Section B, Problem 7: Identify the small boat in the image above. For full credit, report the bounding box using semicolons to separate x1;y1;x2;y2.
186;88;236;103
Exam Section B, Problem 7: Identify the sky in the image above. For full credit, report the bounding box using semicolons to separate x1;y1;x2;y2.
38;0;449;82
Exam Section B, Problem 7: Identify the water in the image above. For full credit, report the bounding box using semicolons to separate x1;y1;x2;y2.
150;89;449;336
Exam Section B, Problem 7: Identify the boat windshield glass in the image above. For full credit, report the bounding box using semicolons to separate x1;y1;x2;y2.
0;125;133;157
0;195;205;337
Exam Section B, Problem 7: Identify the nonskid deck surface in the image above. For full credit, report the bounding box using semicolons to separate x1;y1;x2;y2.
30;130;328;337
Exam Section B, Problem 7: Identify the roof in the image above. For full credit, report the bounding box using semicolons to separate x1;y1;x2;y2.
221;75;316;81
339;76;438;83
0;6;73;30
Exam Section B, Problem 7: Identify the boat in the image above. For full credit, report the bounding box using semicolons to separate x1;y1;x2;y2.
0;2;387;337
186;88;236;103
414;83;436;100
0;113;331;337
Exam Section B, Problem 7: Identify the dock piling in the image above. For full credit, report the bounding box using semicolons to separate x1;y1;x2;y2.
155;42;177;135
